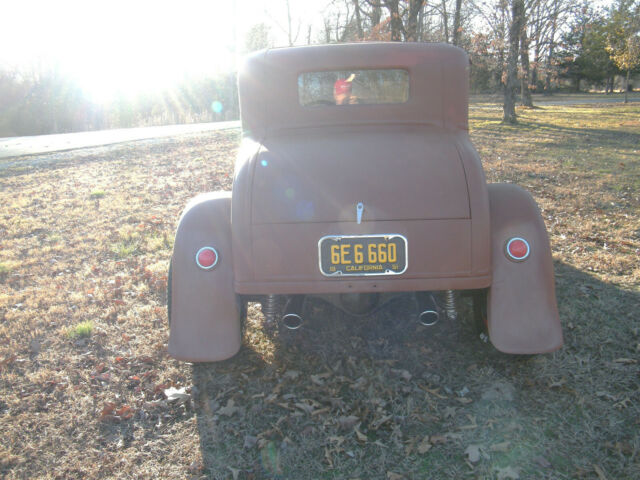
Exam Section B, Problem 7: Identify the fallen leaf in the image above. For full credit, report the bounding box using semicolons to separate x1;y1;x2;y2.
548;377;567;388
312;407;330;416
533;456;552;468
164;387;190;403
311;372;331;385
490;441;511;452
417;436;432;454
294;402;315;415
116;405;134;419
337;415;359;430
227;466;240;480
496;466;520;480
443;406;457;418
243;435;258;449
218;399;241;417
464;444;481;463
371;414;393;430
99;402;117;419
613;358;637;364
429;434;448;445
593;464;609;480
392;369;412;381
354;424;368;443
387;472;404;480
0;354;17;370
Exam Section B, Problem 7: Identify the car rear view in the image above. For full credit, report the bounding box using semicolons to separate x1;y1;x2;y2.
168;42;562;362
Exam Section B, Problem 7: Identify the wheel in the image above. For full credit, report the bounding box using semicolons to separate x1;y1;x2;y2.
237;295;247;337
472;289;488;334
167;259;172;326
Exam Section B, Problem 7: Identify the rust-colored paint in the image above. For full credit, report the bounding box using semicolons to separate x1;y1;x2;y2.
169;42;561;361
169;192;241;362
487;184;563;353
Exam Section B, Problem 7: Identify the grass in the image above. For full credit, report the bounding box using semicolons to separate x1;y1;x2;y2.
67;321;93;339
89;189;106;199
0;104;638;479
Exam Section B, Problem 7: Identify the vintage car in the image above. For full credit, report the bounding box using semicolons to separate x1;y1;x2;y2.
168;42;563;362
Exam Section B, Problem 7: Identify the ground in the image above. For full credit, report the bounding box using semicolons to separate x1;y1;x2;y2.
0;102;638;479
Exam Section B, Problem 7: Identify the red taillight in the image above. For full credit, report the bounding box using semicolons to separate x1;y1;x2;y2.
505;237;530;262
196;247;219;269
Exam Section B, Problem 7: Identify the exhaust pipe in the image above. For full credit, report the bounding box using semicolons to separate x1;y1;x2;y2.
416;292;440;326
281;295;305;330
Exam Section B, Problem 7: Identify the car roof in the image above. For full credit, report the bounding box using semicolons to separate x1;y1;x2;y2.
238;42;469;138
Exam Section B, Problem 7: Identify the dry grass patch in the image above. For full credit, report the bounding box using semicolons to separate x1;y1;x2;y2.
0;105;638;479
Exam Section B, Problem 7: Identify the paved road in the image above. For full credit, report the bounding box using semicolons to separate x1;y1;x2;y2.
0;120;240;159
1;95;637;159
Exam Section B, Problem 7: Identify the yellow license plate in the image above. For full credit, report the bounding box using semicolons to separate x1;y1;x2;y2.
318;234;408;276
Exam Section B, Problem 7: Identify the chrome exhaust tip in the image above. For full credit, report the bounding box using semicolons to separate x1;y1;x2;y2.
416;291;440;327
418;309;439;327
280;294;305;330
281;313;303;330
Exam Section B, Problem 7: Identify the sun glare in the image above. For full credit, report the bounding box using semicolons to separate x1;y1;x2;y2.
3;0;238;103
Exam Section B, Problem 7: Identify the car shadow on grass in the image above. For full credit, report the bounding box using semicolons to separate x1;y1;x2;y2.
192;261;639;479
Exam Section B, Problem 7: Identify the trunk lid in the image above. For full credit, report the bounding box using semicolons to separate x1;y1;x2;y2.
251;126;469;224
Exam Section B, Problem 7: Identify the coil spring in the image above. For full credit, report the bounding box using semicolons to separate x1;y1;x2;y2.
261;294;280;325
445;290;457;320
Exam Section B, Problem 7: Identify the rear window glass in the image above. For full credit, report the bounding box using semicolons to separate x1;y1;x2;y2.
298;69;409;107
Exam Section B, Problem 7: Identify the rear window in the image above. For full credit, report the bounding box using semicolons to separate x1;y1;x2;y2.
298;69;409;107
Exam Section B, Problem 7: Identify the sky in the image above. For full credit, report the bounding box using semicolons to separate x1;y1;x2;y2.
0;0;325;102
1;0;617;103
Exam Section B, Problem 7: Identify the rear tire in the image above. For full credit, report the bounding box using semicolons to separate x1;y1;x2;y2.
167;259;172;326
472;289;488;335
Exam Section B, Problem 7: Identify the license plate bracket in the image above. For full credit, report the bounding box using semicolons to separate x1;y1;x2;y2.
318;234;408;277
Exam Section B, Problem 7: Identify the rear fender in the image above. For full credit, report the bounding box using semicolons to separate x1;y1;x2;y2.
487;184;563;353
168;192;241;362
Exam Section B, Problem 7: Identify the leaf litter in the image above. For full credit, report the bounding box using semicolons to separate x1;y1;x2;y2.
1;105;640;479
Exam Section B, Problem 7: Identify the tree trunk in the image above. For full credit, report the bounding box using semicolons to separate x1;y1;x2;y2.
520;24;533;107
384;0;403;41
452;0;463;46
286;0;293;46
544;4;558;96
504;0;524;123
625;69;630;103
353;0;363;40
371;3;381;29
405;0;424;42
441;0;449;43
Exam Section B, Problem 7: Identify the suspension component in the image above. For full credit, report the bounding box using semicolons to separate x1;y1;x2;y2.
445;290;457;320
261;294;281;325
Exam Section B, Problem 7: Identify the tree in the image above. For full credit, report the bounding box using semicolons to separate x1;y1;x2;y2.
244;23;273;53
504;0;525;123
557;7;617;92
606;0;640;102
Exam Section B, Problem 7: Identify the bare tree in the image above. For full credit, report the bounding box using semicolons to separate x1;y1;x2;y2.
452;0;464;45
520;0;537;106
504;0;525;122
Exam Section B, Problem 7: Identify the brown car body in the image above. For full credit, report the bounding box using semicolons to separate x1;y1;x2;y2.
168;42;562;362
